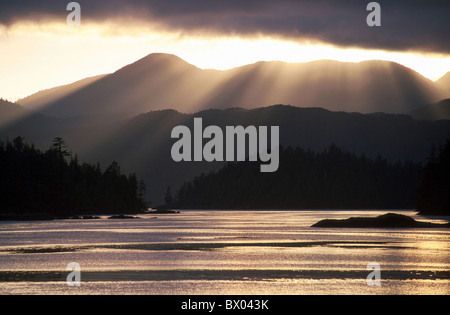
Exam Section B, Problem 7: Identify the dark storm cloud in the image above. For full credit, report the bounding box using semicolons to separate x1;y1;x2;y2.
1;0;449;54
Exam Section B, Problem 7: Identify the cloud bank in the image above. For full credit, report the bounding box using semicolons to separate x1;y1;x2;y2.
1;0;449;53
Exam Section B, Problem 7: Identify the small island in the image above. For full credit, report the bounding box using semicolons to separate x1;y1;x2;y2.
312;213;450;228
108;215;141;220
150;209;180;214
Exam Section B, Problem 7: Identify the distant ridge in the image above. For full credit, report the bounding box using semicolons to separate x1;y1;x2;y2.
409;99;450;121
0;98;28;126
18;53;443;117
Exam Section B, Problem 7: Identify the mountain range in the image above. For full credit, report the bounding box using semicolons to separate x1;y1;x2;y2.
17;53;445;117
2;104;450;204
2;54;450;204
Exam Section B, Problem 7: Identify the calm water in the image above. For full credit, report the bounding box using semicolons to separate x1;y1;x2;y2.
0;210;449;295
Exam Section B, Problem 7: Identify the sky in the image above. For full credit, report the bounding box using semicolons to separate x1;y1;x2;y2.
1;0;450;102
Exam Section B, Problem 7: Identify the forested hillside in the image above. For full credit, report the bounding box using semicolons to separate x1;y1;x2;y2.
173;144;423;210
0;137;147;219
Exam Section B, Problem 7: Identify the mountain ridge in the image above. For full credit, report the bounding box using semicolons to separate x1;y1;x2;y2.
437;72;450;99
17;53;444;117
0;98;32;127
19;75;107;112
409;99;450;121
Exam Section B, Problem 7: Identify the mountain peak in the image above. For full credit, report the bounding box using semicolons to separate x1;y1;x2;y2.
117;53;199;74
141;53;188;62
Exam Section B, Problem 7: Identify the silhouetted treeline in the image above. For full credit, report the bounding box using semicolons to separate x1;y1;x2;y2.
417;138;450;215
173;144;423;210
0;137;147;218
